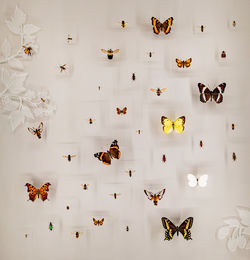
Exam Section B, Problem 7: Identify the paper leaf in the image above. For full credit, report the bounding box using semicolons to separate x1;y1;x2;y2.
227;237;238;252
246;240;250;249
23;24;40;35
8;58;24;70
14;6;26;25
217;226;231;240
1;39;11;58
238;236;247;249
22;105;34;119
243;227;250;236
1;99;19;111
223;217;240;227
9;110;25;131
5;20;21;35
9;72;27;94
1;68;11;86
236;206;250;226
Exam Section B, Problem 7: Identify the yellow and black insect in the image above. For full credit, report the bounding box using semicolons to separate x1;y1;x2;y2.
232;20;236;27
136;130;143;134
232;152;237;161
132;73;136;81
109;193;121;199
101;49;120;59
72;231;83;239
87;118;96;124
59;64;67;72
232;123;235;130
200;25;205;32
62;154;77;162
67;34;73;43
120;20;127;28
23;46;32;56
81;184;89;190
150;88;167;96
221;51;226;58
125;169;135;177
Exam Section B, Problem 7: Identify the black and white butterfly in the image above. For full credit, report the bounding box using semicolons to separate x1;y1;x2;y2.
198;83;226;103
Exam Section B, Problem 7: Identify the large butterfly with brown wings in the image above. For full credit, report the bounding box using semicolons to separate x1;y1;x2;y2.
151;17;173;35
116;107;127;115
161;217;193;240
25;183;51;202
198;83;226;103
144;189;166;206
27;122;43;139
94;140;121;165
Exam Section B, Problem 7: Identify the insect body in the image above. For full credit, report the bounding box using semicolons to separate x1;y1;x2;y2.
176;58;192;68
232;124;235;130
147;51;154;57
62;154;76;162
120;20;127;28
59;64;67;72
49;222;53;231
162;154;166;163
25;234;28;238
66;206;70;210
132;73;136;81
221;51;226;58
232;152;236;161
101;49;120;59
67;34;73;43
88;118;96;124
232;21;236;27
23;46;32;56
72;231;83;239
200;25;205;32
144;189;166;206
109;193;121;199
126;226;129;232
81;184;89;190
200;140;203;148
150;88;167;96
136;130;142;134
125;169;135;177
28;122;43;139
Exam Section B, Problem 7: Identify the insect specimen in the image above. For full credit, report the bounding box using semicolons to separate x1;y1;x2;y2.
125;169;135;177
162;154;166;163
198;83;226;103
88;118;96;124
93;218;104;226
150;88;167;96
67;34;73;43
176;58;192;68
49;222;53;231
126;226;129;232
62;154;76;162
144;189;166;206
81;184;89;190
232;124;235;130
28;122;43;139
25;183;51;202
120;20;127;28
151;17;173;35
232;152;236;161
59;64;67;72
200;25;205;32
72;231;83;238
132;73;136;81
66;206;70;210
221;51;226;58
101;49;120;59
23;46;32;56
136;130;143;134
147;51;154;57
187;174;208;187
200;140;203;148
161;116;186;134
116;107;127;115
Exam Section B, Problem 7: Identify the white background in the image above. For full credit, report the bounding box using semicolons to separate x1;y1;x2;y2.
0;0;250;259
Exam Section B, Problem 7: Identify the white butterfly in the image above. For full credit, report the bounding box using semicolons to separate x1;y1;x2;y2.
187;174;208;187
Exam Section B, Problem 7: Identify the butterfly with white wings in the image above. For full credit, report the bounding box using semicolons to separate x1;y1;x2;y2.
187;174;208;187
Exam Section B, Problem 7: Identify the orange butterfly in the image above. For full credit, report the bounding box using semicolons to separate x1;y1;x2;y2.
176;58;192;68
151;17;173;35
93;218;104;226
116;107;127;115
25;183;51;202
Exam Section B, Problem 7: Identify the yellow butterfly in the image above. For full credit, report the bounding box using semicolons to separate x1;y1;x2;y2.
161;116;185;134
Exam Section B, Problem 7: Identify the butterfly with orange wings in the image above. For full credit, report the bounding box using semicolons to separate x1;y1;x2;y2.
25;183;51;202
176;58;192;68
28;122;43;139
116;107;127;115
151;17;173;35
198;83;226;103
144;189;166;206
94;140;121;165
93;218;104;226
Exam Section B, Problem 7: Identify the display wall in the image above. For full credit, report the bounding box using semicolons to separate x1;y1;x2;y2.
0;0;250;259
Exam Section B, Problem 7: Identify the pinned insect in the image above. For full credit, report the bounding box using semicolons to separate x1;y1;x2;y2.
120;20;127;28
98;86;101;91
24;234;28;238
132;73;136;81
49;222;53;231
67;34;73;43
66;206;70;210
200;140;203;148
232;152;237;161
101;49;120;59
125;169;135;177
221;51;226;58
136;130;143;134
200;25;205;32
116;107;127;115
87;118;96;124
25;183;51;202
150;88;167;96
232;20;236;27
144;189;166;206
232;123;235;130
126;226;129;232
93;218;104;226
147;51;154;58
81;184;89;190
28;122;43;139
162;154;166;163
23;45;32;56
109;193;121;199
59;64;67;72
72;231;83;239
176;58;192;68
62;154;76;162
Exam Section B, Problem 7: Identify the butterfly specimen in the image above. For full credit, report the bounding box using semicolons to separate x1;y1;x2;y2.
132;73;136;81
81;184;89;190
187;174;208;187
151;17;173;35
232;124;235;130
144;189;166;206
200;25;205;32
28;122;43;139
198;83;226;103
23;45;32;56
72;231;83;238
101;49;120;59
176;58;192;68
62;154;76;162
49;222;53;231
125;169;135;177
232;20;236;27
94;140;121;165
88;118;96;124
221;51;226;58
25;183;51;202
109;193;121;199
161;116;185;134
232;152;237;161
120;20;127;28
136;130;143;134
200;140;203;148
116;107;127;115
93;218;104;226
59;64;67;72
150;88;167;96
161;217;193;240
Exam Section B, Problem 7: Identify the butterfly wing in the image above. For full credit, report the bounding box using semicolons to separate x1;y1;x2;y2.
39;183;51;201
176;59;184;68
109;140;121;159
198;83;211;103
150;88;156;92
116;108;121;115
198;174;208;187
99;218;104;226
212;83;226;103
173;116;185;133
161;116;174;134
161;88;167;93
161;217;177;240
27;127;36;135
184;58;192;68
93;218;98;225
25;183;38;202
122;107;127;114
36;122;43;138
101;49;107;54
178;217;193;240
144;190;154;201
187;174;197;187
113;49;120;54
156;189;166;200
151;17;162;35
94;152;111;165
162;17;173;34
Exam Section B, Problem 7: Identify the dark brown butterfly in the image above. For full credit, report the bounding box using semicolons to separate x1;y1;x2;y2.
198;83;226;103
144;189;166;206
94;140;121;165
161;217;193;240
28;122;43;139
151;17;173;35
120;20;127;28
116;107;127;115
93;218;104;226
25;183;51;202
